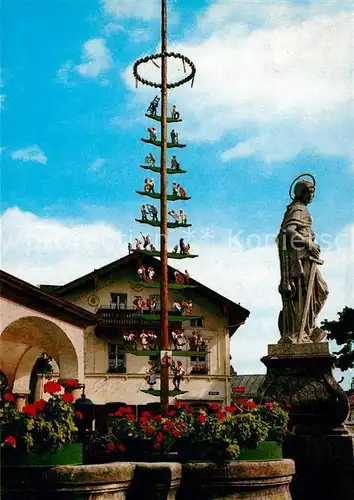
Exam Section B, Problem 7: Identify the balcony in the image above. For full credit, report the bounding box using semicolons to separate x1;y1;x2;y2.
96;304;192;330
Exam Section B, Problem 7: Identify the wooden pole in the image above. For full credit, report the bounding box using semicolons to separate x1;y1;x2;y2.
160;0;169;416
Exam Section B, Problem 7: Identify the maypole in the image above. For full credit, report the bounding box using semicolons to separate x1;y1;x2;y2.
160;0;169;416
132;0;196;416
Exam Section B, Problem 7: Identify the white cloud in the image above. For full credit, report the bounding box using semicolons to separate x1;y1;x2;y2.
124;5;354;165
57;61;75;84
102;0;159;20
89;158;107;172
76;38;112;78
59;39;113;83
11;145;47;165
129;28;152;43
104;22;125;36
1;207;353;387
1;207;126;285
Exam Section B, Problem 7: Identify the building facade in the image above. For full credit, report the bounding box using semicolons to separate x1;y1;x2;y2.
51;253;250;408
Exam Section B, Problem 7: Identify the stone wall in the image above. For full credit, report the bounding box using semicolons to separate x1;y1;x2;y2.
1;460;295;500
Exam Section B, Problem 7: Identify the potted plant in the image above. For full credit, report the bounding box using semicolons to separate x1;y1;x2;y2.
85;400;289;464
0;380;83;466
236;401;289;460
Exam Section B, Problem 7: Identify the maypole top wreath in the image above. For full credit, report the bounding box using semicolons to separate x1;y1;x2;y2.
133;52;196;89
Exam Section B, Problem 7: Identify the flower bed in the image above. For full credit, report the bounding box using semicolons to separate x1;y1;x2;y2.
87;400;289;463
0;381;83;466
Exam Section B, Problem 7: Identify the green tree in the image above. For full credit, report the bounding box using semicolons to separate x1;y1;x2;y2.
321;307;354;371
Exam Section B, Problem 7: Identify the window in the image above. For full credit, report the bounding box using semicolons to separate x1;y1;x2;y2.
149;354;160;372
190;318;204;327
190;355;208;375
110;293;128;310
108;344;126;373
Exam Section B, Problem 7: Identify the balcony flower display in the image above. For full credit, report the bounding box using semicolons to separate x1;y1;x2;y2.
0;381;82;466
88;400;289;463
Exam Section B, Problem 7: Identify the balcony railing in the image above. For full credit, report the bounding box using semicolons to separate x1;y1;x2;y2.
97;307;185;328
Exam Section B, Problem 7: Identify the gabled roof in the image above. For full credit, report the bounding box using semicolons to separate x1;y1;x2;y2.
0;270;96;328
231;374;266;398
50;252;250;335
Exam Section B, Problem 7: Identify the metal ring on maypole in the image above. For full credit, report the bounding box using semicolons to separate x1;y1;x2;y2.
133;52;196;89
289;173;316;200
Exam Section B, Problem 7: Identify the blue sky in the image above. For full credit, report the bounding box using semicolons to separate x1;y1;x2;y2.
1;0;353;384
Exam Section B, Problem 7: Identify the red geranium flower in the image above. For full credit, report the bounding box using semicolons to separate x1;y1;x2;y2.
174;401;181;408
4;393;14;402
215;411;227;420
244;400;257;409
75;411;84;420
180;402;189;410
156;432;163;442
62;393;74;404
22;404;37;417
208;403;221;411
44;380;62;394
168;410;177;417
265;402;273;411
34;399;46;411
117;443;126;453
139;416;149;425
126;413;136;422
107;442;115;453
125;406;133;414
145;426;154;435
197;414;207;424
153;443;161;450
4;436;16;447
141;411;151;418
65;378;80;388
171;429;181;438
225;405;237;413
154;415;162;422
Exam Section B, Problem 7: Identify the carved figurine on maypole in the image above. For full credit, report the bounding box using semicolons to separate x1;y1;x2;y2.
145;153;156;167
144;178;155;193
171;104;180;120
189;330;207;351
179;238;191;255
171;360;185;391
172;329;186;350
148;330;158;349
141;233;151;249
148;127;157;141
145;360;157;390
133;295;145;312
171;155;180;170
140;329;149;350
147;96;160;117
170;129;179;144
146;296;158;313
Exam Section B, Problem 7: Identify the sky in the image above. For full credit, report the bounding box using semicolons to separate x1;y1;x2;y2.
1;0;353;387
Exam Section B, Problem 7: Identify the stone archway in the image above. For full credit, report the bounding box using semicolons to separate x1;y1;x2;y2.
0;316;82;394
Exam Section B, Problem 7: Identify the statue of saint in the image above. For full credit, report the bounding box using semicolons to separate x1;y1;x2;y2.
277;175;329;344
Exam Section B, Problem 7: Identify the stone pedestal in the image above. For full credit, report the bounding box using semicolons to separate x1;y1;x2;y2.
177;460;295;500
127;462;182;500
261;342;354;500
1;462;134;500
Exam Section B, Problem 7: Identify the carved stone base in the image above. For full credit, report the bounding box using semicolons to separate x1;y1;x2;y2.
260;342;354;500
